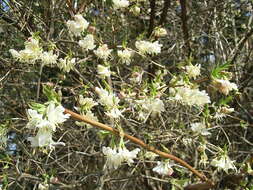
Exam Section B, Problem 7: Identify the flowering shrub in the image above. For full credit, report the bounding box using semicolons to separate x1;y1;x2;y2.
1;0;253;189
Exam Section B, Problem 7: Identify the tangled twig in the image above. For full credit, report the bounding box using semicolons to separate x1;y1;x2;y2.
64;108;214;184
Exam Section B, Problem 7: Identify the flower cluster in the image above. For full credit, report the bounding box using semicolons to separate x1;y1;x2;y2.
213;79;238;95
66;14;89;36
152;161;174;176
79;34;96;51
75;95;98;128
211;154;236;173
57;57;76;73
94;44;112;60
26;102;70;147
190;122;211;136
185;64;201;79
112;0;130;9
95;87;122;118
135;40;162;55
102;146;140;170
97;65;111;78
9;37;42;63
136;97;165;120
117;49;133;65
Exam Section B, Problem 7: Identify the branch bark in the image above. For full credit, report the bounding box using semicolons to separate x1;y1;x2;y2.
64;108;213;184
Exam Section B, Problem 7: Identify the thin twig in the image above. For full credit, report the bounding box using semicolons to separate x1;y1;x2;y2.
159;0;170;26
179;0;191;55
64;108;213;184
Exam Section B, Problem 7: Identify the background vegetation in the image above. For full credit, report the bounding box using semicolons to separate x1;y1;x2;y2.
0;0;253;189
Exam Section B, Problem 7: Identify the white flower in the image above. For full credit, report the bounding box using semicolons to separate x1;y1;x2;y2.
9;49;20;58
26;109;50;129
112;0;129;9
153;27;167;37
94;44;112;60
79;95;98;110
46;102;70;131
214;106;234;120
57;57;76;72
170;87;211;107
211;155;236;173
135;40;162;55
40;51;58;65
79;34;96;51
137;98;165;117
103;146;123;170
95;87;120;109
105;108;122;118
118;148;140;165
191;122;211;136
66;14;89;36
97;65;111;78
117;49;133;65
152;161;174;176
130;5;141;16
185;64;201;79
213;79;238;95
102;146;140;170
9;37;42;63
28;126;54;147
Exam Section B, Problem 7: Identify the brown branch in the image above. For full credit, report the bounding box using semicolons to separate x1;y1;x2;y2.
230;27;253;65
159;0;170;26
179;0;191;55
64;108;213;183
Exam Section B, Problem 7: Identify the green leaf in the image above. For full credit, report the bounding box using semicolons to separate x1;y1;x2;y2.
42;84;62;103
211;62;231;78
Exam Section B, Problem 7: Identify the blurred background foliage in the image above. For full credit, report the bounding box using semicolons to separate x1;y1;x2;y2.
0;0;253;189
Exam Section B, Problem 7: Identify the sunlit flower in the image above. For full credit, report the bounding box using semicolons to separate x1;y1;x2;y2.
102;146;140;170
94;44;112;60
211;154;236;173
213;79;238;95
57;57;76;72
26;109;50;129
105;108;122;118
26;103;69;148
97;65;111;78
191;122;211;136
103;146;123;170
40;51;58;65
130;5;141;16
28;126;54;147
9;37;42;63
185;64;201;79
112;0;129;9
153;27;167;37
117;49;133;65
78;34;96;51
78;95;98;110
66;14;89;36
46;102;70;131
118;148;140;165
214;106;234;120
95;87;120;109
135;40;162;55
152;161;174;176
170;86;210;107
